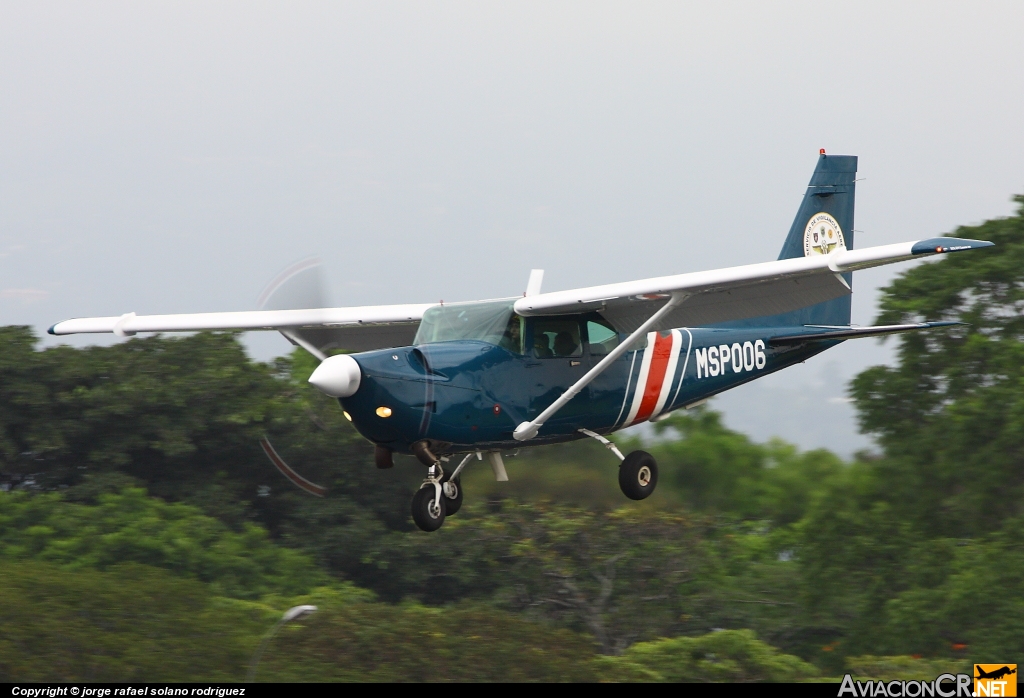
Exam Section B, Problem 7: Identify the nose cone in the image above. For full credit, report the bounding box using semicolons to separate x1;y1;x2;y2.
309;354;362;398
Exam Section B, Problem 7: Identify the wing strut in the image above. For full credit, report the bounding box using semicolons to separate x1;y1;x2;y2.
512;293;687;441
280;329;327;361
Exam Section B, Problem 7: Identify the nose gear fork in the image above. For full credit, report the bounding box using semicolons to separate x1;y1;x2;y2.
424;463;445;511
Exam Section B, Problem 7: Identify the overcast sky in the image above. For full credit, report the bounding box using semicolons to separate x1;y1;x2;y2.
2;2;1022;455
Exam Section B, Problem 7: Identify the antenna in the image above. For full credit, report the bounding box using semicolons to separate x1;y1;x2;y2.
525;269;544;297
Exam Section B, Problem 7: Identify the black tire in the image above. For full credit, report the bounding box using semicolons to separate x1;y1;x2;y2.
440;473;463;515
411;485;446;532
619;450;658;500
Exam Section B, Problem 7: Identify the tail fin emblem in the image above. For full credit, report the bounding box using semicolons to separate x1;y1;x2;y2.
803;212;845;256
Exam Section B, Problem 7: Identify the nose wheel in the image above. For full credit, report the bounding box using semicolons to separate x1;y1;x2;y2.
411;460;467;532
618;450;658;500
411;483;446;532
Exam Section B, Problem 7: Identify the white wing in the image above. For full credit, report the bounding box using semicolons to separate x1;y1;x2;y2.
49;237;992;349
513;238;993;332
49;304;434;353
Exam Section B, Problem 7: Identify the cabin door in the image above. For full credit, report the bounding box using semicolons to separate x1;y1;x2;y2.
522;316;590;430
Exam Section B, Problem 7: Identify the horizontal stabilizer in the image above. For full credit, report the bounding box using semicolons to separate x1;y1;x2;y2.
769;321;961;346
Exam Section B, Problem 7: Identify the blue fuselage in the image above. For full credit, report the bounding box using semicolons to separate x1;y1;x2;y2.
340;316;836;456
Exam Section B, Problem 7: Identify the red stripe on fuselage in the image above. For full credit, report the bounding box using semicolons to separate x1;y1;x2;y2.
634;332;674;423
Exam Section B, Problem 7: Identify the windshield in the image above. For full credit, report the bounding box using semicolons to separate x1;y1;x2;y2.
414;300;519;348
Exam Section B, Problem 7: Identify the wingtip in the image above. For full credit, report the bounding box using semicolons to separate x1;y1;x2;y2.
911;238;995;255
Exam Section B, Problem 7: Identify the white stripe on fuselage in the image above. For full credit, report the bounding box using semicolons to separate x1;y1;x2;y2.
623;331;657;425
614;349;639;428
668;328;694;411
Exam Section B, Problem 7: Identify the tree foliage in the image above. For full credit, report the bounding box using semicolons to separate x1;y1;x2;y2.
801;195;1024;666
0;561;262;682
647;408;844;523
0;487;324;598
594;629;818;682
259;600;599;682
851;195;1024;536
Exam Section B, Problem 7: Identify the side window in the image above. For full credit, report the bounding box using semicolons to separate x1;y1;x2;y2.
498;315;524;354
586;319;621;356
532;319;582;358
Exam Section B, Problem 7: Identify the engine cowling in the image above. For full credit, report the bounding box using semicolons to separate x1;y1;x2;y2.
308;354;361;398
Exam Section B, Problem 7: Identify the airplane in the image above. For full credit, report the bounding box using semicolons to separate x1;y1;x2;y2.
975;666;1016;681
50;152;993;531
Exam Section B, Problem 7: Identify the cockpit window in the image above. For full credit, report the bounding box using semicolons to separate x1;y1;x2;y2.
498;314;524;354
414;300;520;348
586;319;621;356
532;318;583;358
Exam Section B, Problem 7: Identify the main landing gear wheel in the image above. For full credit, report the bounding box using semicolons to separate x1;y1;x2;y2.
440;473;463;515
411;485;446;532
619;450;658;501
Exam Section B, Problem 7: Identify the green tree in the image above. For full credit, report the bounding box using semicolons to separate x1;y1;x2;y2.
487;502;706;655
349;499;814;656
594;629;818;682
648;409;769;514
0;487;325;599
258;600;599;682
796;194;1024;667
0;328;424;558
843;656;969;682
646;409;844;522
0;329;276;503
0;561;263;682
881;516;1024;660
850;195;1024;536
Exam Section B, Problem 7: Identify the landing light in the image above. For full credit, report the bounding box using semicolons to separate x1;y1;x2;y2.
343;411;353;422
376;406;393;418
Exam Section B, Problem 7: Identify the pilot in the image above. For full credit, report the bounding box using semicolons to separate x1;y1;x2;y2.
533;333;554;358
553;331;578;357
500;320;522;353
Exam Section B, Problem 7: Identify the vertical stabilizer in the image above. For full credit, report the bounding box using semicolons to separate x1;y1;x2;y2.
722;152;857;329
778;152;858;261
